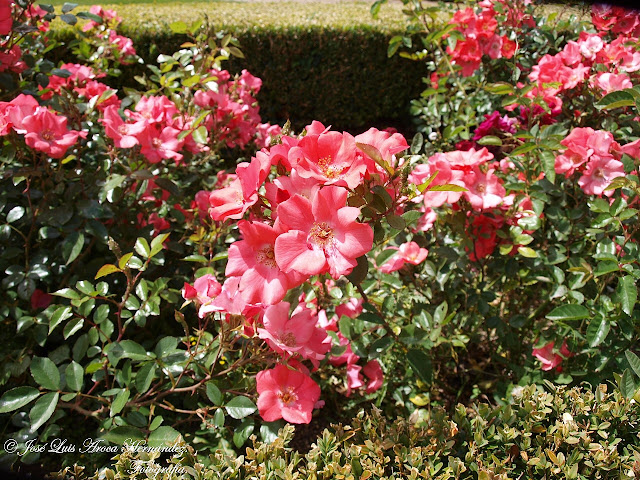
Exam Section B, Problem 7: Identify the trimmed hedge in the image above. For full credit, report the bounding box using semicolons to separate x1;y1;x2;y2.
47;2;427;133
54;384;640;480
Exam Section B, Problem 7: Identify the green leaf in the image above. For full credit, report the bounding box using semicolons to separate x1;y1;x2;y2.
594;261;619;277
410;132;423;154
148;426;181;447
407;348;432;384
620;369;637;399
586;316;610;348
517;246;538;258
102;426;144;445
387;215;405;230
31;357;60;391
110;389;130;417
65;362;84;391
233;418;254;448
356;142;393;175
154;337;178;358
183;254;208;263
135;363;156;394
29;392;59;432
484;82;514;95
118;253;133;270
118;340;149;362
228;46;244;58
0;387;41;413
192;126;208;144
61;3;78;13
540;150;556;184
76;11;102;23
477;135;502;146
427;184;467;192
49;306;73;334
625;351;640;379
417;172;438;193
150;233;169;257
53;288;80;300
7;206;25;223
595;90;635;110
616;276;637;316
206;382;223;406
511;143;537;156
376;248;398;267
169;21;187;33
63;317;84;340
225;396;257;419
95;264;122;279
149;416;163;431
545;304;589;321
346;255;368;285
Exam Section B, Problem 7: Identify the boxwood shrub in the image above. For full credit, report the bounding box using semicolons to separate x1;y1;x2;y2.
54;384;640;480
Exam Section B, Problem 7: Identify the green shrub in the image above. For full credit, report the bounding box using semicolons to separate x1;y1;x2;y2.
54;384;640;480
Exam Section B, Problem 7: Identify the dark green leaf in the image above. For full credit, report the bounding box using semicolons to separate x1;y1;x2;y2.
63;232;84;265
29;392;58;431
346;255;368;285
586;316;610;348
7;206;25;223
225;396;257;419
61;3;78;13
206;382;222;406
616;276;637;316
31;357;60;391
620;369;637;399
135;363;156;393
148;426;181;447
65;361;84;391
540;150;556;184
49;306;73;334
407;348;432;384
102;426;144;445
595;90;635;110
60;13;76;25
625;351;640;379
63;317;84;340
0;387;41;413
387;215;405;230
545;304;589;321
110;389;130;417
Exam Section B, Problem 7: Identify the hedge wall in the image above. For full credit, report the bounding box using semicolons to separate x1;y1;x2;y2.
49;23;427;134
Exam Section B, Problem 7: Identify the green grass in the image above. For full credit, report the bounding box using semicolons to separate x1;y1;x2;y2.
48;1;407;32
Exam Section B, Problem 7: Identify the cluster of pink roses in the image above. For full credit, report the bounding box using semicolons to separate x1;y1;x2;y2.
554;127;640;197
182;121;411;422
193;68;280;149
79;5;136;60
527;20;640;113
446;1;517;76
0;94;85;158
1;1;50;73
98;69;279;163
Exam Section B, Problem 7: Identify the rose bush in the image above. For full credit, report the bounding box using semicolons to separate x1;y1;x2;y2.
371;0;640;413
0;0;451;470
